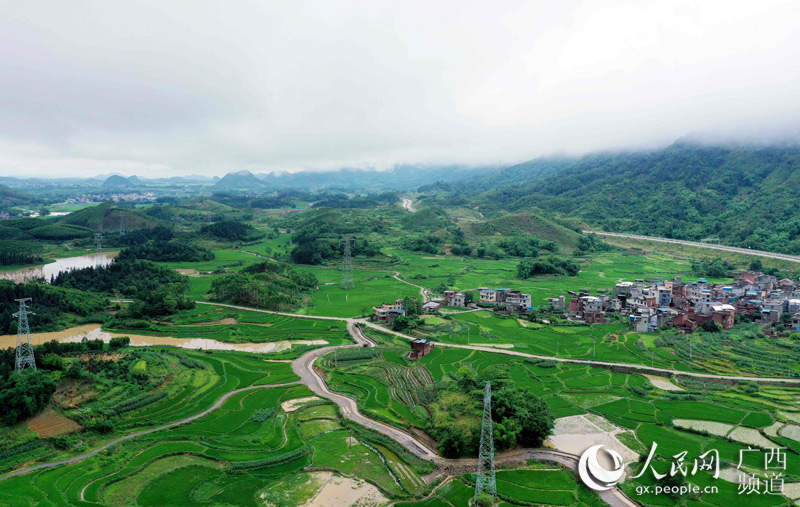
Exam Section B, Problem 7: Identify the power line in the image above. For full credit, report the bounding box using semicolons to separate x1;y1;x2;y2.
340;236;354;289
474;381;496;503
14;298;36;371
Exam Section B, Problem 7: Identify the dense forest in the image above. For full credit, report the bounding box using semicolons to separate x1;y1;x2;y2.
0;240;43;266
0;281;108;334
427;143;800;254
51;258;192;317
211;260;318;310
427;364;553;458
117;240;214;263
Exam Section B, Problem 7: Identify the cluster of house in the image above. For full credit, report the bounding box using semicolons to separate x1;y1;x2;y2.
372;286;534;324
558;271;800;333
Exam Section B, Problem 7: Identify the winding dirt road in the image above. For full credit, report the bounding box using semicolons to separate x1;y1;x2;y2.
586;230;800;264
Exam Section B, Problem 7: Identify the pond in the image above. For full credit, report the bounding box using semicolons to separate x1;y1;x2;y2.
0;252;117;283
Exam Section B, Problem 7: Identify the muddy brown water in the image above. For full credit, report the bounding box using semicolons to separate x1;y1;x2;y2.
0;324;327;354
0;252;118;283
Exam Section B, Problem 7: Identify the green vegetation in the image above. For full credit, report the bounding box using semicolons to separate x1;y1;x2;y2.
0;241;44;266
0;370;56;425
52;258;193;317
200;220;264;242
209;260;318;311
430;143;800;255
0;350;430;506
0;280;108;334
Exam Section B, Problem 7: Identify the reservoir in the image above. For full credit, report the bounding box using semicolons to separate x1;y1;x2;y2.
0;252;117;283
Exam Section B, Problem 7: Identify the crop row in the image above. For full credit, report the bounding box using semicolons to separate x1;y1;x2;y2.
112;391;169;415
227;446;308;471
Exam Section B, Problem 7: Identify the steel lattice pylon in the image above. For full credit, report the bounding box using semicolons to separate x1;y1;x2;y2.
95;232;103;252
14;298;36;371
474;381;496;503
340;237;354;289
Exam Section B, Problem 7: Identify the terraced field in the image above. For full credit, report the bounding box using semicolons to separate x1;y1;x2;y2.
108;305;351;344
397;468;607;507
324;350;435;429
0;355;430;506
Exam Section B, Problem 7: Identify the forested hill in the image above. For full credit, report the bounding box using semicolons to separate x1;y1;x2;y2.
435;143;800;254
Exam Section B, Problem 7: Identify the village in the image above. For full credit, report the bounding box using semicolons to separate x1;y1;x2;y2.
562;270;800;334
372;270;800;360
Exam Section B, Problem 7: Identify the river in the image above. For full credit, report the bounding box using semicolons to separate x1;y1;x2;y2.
0;324;327;354
0;252;117;283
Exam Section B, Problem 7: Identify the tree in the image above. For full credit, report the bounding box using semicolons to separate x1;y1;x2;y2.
0;370;57;425
109;336;131;349
749;259;764;271
40;353;64;371
402;297;422;317
438;426;466;458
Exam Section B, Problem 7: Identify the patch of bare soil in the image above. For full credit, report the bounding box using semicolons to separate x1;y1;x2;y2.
282;396;322;412
303;472;387;507
29;407;81;438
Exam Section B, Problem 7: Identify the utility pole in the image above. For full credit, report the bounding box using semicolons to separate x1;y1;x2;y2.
340;237;354;290
593;337;597;357
474;381;497;504
14;298;36;370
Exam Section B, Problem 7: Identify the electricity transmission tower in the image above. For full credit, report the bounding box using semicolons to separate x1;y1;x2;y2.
119;214;126;236
474;381;496;504
95;232;103;252
14;298;36;371
340;237;354;289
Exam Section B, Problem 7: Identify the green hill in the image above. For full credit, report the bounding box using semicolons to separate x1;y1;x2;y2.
460;143;800;254
0;184;30;209
466;211;582;250
213;170;266;190
102;174;135;189
58;203;158;232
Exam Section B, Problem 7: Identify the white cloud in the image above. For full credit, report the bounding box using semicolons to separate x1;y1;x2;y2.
0;0;799;177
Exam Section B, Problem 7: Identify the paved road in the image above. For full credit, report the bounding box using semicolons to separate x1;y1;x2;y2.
0;381;300;482
2;308;639;505
586;230;800;264
293;322;638;506
360;321;800;385
194;301;800;385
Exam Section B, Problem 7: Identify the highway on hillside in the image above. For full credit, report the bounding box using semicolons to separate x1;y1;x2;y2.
586;230;800;264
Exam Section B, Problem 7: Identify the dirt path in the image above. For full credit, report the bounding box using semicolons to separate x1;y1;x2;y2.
401;198;417;212
392;271;429;302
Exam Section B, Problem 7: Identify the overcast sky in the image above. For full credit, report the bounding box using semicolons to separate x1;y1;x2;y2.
1;0;799;178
